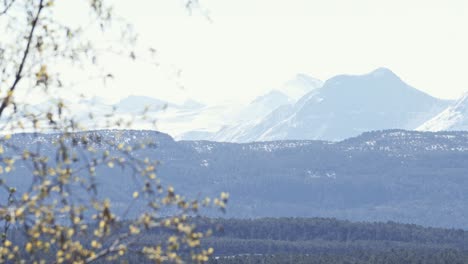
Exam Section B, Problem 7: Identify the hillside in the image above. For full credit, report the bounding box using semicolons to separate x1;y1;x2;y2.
3;129;468;228
95;217;468;263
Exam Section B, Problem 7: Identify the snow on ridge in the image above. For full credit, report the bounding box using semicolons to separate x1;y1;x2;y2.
418;92;468;132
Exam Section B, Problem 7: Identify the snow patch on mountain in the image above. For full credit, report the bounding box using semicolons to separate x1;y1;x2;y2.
206;74;323;142
418;92;468;131
278;74;323;100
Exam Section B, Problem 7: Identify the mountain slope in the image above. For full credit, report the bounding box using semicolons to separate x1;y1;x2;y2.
209;74;323;142
236;68;450;142
278;73;323;100
209;90;293;142
417;92;468;131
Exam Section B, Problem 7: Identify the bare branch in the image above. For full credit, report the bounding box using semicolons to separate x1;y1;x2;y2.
0;0;45;118
85;233;134;263
0;0;16;16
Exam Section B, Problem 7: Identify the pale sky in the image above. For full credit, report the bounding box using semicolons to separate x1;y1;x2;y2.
59;0;468;104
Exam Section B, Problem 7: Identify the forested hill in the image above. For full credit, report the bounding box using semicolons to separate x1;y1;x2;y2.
105;217;468;263
4;129;468;228
201;217;468;264
201;217;468;245
174;130;468;228
9;216;468;263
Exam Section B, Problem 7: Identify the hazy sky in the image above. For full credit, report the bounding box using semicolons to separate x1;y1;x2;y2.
67;0;468;104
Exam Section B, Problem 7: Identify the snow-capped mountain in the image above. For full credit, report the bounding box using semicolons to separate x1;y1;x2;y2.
62;74;321;140
278;73;323;101
417;92;468;131
12;72;322;139
205;90;292;141
160;101;244;139
237;90;292;121
18;69;455;142
227;68;451;142
206;75;323;142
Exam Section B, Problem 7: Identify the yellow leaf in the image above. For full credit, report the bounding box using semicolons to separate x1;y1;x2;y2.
25;242;32;253
4;240;11;247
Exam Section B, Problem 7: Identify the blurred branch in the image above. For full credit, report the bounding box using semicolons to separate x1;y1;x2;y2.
0;0;44;118
0;0;16;16
85;233;135;263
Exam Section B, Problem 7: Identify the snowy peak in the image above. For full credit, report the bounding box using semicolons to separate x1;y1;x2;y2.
365;67;407;86
323;67;412;94
251;90;292;106
230;90;292;125
418;92;468;132
278;74;323;101
234;68;450;142
196;74;323;142
369;67;399;78
321;68;440;109
315;68;444;116
24;69;458;143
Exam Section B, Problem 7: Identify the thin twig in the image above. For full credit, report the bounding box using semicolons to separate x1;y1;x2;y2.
0;0;45;118
85;232;136;263
0;0;16;16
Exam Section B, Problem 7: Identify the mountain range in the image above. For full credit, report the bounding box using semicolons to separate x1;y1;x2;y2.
24;68;468;140
223;68;451;141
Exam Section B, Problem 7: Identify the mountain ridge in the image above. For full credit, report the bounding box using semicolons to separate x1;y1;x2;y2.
229;68;451;142
4;129;468;228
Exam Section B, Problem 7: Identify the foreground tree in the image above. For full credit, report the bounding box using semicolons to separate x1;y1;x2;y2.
0;0;226;263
